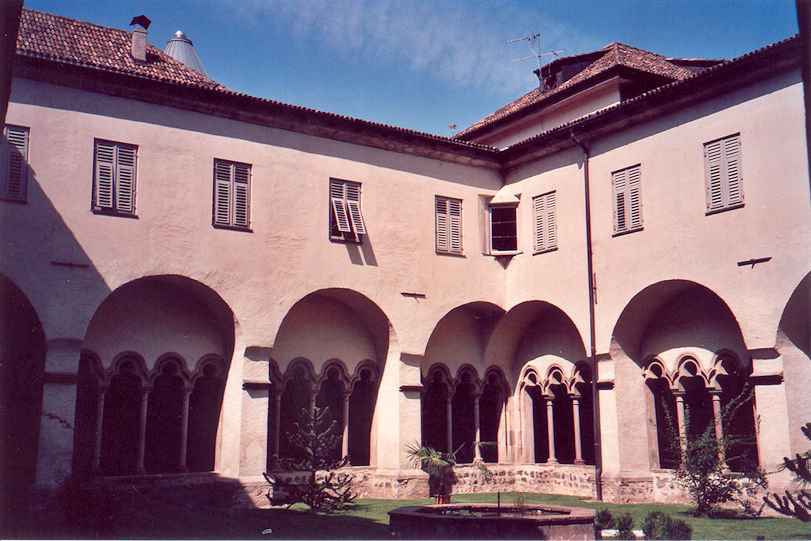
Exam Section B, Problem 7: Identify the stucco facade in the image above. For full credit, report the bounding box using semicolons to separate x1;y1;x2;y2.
1;9;809;513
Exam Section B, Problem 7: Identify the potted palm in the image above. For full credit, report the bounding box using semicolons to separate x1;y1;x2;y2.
406;442;458;504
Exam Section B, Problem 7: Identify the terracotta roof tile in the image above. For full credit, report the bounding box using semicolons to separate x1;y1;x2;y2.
457;42;709;140
16;8;223;90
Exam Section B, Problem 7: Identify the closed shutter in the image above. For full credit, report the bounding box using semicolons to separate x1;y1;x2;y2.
4;126;28;201
330;180;351;233
115;144;136;214
627;165;642;230
613;165;642;233
233;162;251;228
704;139;724;210
95;142;115;210
448;197;462;253
613;168;627;232
435;197;449;253
533;194;545;252
213;160;232;226
723;135;743;206
345;182;366;235
545;192;557;249
533;192;556;251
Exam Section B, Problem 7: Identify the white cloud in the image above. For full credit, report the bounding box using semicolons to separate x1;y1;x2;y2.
226;0;597;99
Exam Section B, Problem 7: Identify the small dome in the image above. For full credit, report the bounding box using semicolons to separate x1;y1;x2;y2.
164;30;208;76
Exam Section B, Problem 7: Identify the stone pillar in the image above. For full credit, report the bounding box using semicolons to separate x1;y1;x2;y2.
446;391;454;455
178;389;191;472
545;394;558;464
674;391;687;457
240;382;270;476
710;390;725;465
473;392;482;461
91;387;107;474
342;391;351;460
571;394;585;465
136;388;150;474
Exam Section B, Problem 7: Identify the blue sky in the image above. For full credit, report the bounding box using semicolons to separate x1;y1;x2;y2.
23;1;800;136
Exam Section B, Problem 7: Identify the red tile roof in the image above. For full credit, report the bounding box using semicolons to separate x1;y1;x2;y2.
16;8;223;90
457;42;713;140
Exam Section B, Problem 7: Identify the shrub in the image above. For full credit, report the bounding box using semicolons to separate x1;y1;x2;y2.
595;507;614;530
614;513;635;540
642;511;692;540
763;422;811;522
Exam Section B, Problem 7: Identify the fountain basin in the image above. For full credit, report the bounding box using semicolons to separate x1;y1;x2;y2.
389;503;596;539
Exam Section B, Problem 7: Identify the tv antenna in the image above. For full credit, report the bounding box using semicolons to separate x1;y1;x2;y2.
507;33;563;72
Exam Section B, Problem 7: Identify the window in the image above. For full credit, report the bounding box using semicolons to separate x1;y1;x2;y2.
2;125;29;202
612;164;642;234
93;140;137;215
489;204;518;253
704;133;743;213
532;191;557;252
330;178;366;242
213;159;251;229
435;196;462;255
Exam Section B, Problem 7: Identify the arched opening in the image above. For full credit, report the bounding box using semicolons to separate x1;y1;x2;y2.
278;361;314;464
422;367;451;453
187;359;226;472
348;364;377;466
451;369;478;463
645;373;679;469
572;364;595;465
145;358;186;474
315;363;348;463
527;386;549;463
101;356;144;475
479;370;507;463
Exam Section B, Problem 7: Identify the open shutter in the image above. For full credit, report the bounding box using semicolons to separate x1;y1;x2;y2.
330;180;351;233
545;192;557;249
704;139;724;210
613;168;627;232
95;142;115;209
448;197;462;253
115;145;136;214
723;135;742;206
4;127;28;200
213;160;232;226
435;197;449;253
533;194;545;252
345;182;366;235
627;165;642;230
233;162;250;228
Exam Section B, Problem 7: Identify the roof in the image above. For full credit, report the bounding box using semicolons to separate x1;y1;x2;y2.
16;8;222;90
456;42;718;140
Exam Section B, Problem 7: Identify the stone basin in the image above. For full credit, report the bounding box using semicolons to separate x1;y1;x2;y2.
388;503;596;539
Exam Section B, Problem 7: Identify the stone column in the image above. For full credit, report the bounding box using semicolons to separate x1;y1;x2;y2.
136;388;150;474
446;391;454;455
342;391;351;461
674;391;687;457
545;394;558;464
710;390;725;465
571;394;585;465
178;389;192;472
272;391;282;463
91;387;107;474
473;392;482;461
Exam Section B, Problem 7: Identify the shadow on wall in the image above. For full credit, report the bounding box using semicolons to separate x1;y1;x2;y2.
0;158;112;536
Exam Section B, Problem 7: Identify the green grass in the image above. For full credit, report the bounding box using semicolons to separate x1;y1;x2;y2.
23;492;811;539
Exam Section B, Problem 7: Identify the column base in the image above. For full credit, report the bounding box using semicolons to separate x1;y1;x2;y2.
574;459;586;465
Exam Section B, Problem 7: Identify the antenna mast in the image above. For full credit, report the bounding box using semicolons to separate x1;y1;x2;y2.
507;33;564;88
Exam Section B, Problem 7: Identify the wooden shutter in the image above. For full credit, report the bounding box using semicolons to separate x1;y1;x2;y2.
627;165;642;230
613;168;627;232
435;197;449;253
705;134;743;211
95;142;115;209
704;139;724;210
345;181;366;235
545;192;557;249
4;126;28;200
533;194;545;252
213;160;232;226
448;197;462;253
330;180;351;233
534;192;556;251
723;135;743;206
233;162;250;228
115;144;136;213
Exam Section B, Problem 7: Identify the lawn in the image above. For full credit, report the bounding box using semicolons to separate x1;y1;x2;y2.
22;491;811;539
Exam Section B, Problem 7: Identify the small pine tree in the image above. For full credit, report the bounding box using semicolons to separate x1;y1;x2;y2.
265;406;355;513
763;422;811;522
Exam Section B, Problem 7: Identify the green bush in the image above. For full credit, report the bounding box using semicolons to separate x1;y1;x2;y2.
615;513;635;540
595;507;615;530
642;510;692;540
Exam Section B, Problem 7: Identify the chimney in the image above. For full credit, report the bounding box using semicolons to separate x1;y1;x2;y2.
132;27;147;63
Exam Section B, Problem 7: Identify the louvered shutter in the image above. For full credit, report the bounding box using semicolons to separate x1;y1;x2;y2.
613;168;627;233
435;197;449;253
233;162;250;228
330;180;351;233
545;192;557;249
533;194;545;252
115;145;136;214
704;139;724;210
95;142;115;210
723;135;743;206
345;182;366;235
448;197;462;253
627;165;642;230
4;126;28;201
213;160;232;226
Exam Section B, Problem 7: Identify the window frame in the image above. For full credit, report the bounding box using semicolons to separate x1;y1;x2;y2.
435;195;463;256
612;164;643;236
488;202;519;255
212;158;252;231
532;190;557;254
2;125;29;203
704;133;743;214
92;139;138;217
329;178;366;243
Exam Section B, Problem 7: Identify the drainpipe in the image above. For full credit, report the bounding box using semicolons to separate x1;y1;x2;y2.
570;131;602;501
